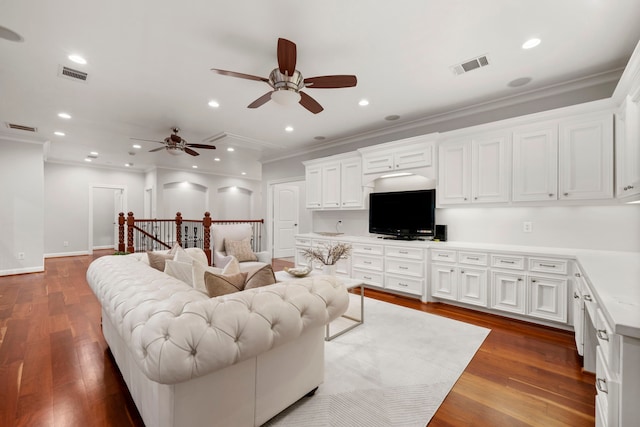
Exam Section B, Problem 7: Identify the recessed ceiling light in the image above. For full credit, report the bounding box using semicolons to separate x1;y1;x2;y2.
385;115;400;121
132;144;141;149
125;163;133;167
90;151;99;156
84;158;92;162
58;112;71;119
359;99;369;106
508;77;533;88
54;131;65;136
285;126;294;132
214;157;220;161
241;172;246;175
522;38;541;49
68;54;87;65
227;147;234;152
192;165;198;169
208;100;220;108
0;25;24;42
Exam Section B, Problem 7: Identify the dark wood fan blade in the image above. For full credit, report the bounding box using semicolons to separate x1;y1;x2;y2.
277;38;297;76
186;143;216;150
248;91;274;109
149;146;166;152
170;134;182;143
299;91;324;114
131;137;165;144
184;147;200;156
304;75;357;88
211;69;269;83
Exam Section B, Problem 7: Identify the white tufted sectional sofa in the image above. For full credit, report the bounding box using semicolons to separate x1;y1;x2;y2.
86;250;349;427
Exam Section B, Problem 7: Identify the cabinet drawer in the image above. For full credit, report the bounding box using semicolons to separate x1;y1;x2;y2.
351;254;384;271
458;251;488;266
295;237;312;247
385;274;422;296
352;243;384;256
595;346;619;427
491;254;525;270
385;259;424;277
395;148;432;169
431;249;457;263
595;308;619;373
385;246;423;260
529;257;568;275
352;269;383;287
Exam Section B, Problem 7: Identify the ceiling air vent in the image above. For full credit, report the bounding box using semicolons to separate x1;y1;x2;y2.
450;54;490;76
6;122;37;132
58;65;89;82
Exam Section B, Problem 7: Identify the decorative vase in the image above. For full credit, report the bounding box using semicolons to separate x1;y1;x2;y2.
322;264;337;276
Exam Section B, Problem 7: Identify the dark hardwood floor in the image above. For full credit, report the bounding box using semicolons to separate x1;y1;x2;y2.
0;252;595;426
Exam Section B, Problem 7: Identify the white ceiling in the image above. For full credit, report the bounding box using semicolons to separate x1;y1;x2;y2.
1;0;640;179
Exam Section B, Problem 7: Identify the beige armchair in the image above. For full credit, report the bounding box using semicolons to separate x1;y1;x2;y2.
211;223;271;271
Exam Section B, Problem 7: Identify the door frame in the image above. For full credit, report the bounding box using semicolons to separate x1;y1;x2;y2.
88;184;127;254
266;176;304;260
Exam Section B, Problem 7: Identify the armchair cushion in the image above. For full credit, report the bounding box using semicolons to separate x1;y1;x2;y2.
224;237;258;262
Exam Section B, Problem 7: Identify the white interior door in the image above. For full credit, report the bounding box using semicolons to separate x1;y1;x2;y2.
273;184;299;258
113;188;124;249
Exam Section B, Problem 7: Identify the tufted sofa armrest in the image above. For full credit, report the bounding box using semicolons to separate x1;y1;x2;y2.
86;255;348;384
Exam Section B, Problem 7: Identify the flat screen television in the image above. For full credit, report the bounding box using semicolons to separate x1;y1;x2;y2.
368;189;436;240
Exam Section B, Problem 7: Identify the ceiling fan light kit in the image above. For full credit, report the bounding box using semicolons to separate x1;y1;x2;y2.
211;38;357;114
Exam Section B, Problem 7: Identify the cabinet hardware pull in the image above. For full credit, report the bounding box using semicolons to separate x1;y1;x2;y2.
364;276;372;280
574;273;581;277
450;269;454;273
461;271;465;274
596;378;608;394
517;278;523;281
438;254;448;257
474;197;478;200
564;193;569;196
629;185;635;189
624;186;629;190
501;260;515;264
399;250;408;254
464;197;468;201
398;283;408;287
364;247;371;250
399;266;408;270
573;292;580;299
364;261;372;264
540;263;556;268
596;329;609;341
548;193;554;197
532;279;537;283
467;257;479;260
584;294;593;302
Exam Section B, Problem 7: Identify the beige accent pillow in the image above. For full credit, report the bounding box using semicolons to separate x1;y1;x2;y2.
192;257;240;292
164;260;194;287
147;251;174;271
224;238;258;262
244;264;277;290
204;271;248;297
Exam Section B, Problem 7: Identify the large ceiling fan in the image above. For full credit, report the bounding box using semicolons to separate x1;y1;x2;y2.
211;38;357;114
131;127;216;156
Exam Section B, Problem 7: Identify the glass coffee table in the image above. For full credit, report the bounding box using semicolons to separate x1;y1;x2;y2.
275;270;365;341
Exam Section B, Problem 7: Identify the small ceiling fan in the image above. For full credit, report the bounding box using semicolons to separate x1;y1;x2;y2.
131;127;216;156
211;38;357;114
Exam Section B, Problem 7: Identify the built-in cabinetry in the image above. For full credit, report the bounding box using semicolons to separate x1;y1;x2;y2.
615;93;640;201
438;132;510;205
294;236;351;277
358;134;437;181
303;153;366;210
431;250;489;307
512;112;614;202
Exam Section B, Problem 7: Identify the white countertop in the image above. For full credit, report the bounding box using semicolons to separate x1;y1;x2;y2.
298;233;640;339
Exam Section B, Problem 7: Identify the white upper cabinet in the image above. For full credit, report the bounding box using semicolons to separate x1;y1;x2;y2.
558;113;613;200
616;94;640;200
359;134;438;181
303;153;365;210
512;123;559;202
438;132;510;205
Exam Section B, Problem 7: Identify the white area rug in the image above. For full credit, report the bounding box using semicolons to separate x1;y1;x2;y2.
264;296;490;427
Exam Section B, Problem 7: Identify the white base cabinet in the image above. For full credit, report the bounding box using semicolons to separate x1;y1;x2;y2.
431;250;489;308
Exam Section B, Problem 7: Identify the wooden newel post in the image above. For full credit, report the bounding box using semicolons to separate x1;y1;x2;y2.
126;212;135;253
203;212;212;266
118;212;125;252
175;212;183;247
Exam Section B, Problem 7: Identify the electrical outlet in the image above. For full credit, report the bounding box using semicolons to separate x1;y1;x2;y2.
63;241;69;247
523;221;532;233
17;252;25;260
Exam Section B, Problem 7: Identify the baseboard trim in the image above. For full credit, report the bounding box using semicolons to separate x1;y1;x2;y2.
93;245;115;250
0;265;45;276
45;250;90;259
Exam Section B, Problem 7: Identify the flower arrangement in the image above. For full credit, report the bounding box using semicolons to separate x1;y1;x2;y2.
302;242;352;265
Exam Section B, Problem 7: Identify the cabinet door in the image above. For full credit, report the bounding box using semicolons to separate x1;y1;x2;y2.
528;275;567;322
572;281;585;356
395;146;432;169
559;114;613;200
362;152;393;174
512;124;558;201
438;141;470;205
616;96;640;199
491;270;526;314
340;159;363;208
472;134;510;203
305;166;322;208
321;164;341;208
431;264;457;300
458;267;488;307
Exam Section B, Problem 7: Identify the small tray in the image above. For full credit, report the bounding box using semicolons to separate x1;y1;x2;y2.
283;266;312;277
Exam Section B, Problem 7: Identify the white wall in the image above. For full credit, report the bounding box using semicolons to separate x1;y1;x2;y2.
44;162;145;256
0;139;44;275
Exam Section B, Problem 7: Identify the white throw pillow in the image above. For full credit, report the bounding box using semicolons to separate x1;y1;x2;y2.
164;259;195;287
191;256;240;292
